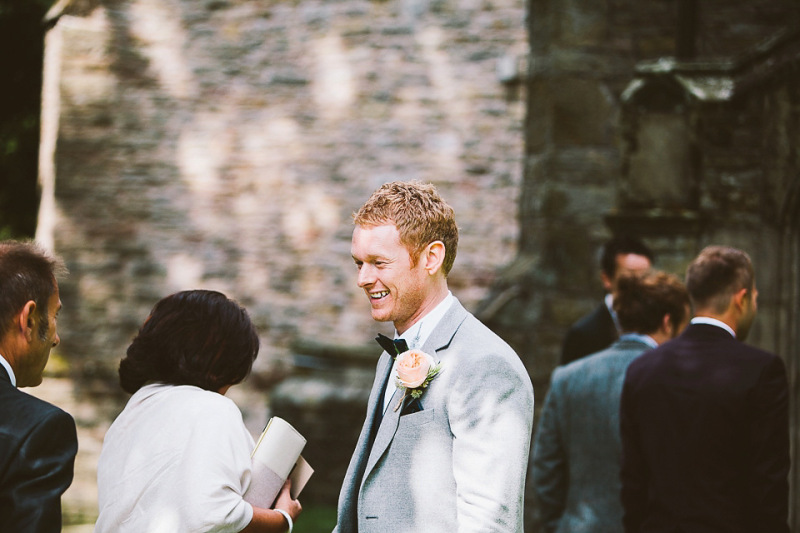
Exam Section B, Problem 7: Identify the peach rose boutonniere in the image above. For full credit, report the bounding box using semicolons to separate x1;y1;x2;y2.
393;349;442;412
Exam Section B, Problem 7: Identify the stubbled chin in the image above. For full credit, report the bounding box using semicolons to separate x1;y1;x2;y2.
369;300;392;322
370;308;391;322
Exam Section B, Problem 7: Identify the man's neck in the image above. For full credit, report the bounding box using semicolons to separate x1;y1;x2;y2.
395;291;453;350
395;283;449;335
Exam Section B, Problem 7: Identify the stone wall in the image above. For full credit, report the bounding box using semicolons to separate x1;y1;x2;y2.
41;0;527;375
37;0;528;525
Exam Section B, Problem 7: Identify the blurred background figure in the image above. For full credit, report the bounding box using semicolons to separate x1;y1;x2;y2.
621;246;790;533
560;236;654;366
533;270;689;533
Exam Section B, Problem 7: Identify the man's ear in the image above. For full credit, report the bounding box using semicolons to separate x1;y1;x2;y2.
661;313;673;338
732;287;749;311
424;241;446;275
18;301;37;342
601;271;613;292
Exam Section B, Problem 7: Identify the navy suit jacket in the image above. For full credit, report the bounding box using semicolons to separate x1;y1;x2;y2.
0;365;78;532
560;302;618;366
620;324;790;533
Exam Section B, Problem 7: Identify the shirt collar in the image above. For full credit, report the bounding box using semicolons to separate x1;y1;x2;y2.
0;353;17;387
395;291;454;351
619;332;658;349
605;293;622;334
691;317;736;338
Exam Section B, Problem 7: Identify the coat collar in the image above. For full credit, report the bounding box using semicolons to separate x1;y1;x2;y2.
0;362;11;385
0;353;14;386
682;322;739;341
421;297;468;355
363;297;467;482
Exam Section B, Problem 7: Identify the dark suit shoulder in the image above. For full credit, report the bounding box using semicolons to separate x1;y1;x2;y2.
0;384;74;428
0;384;77;475
561;302;617;365
572;303;612;330
624;324;784;391
0;386;77;533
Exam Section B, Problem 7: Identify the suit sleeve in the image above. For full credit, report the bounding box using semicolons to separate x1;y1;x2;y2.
748;355;790;533
448;352;534;533
619;368;646;533
8;408;78;533
531;374;567;533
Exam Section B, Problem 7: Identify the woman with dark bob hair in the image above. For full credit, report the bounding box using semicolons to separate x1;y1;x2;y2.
95;290;301;533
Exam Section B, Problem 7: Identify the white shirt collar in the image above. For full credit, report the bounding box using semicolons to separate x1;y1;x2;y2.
0;353;17;387
394;291;455;351
383;291;454;413
605;293;622;334
691;317;736;338
619;332;659;349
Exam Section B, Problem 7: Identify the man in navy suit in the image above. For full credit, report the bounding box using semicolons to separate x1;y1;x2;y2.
621;245;790;532
0;241;77;532
560;236;654;365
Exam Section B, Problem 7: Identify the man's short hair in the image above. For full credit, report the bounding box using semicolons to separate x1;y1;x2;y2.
353;181;459;276
686;246;754;313
0;241;66;339
600;236;654;278
615;270;690;335
118;290;260;394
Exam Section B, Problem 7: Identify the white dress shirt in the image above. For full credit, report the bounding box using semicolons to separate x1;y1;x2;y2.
606;293;622;334
382;291;455;413
691;316;736;338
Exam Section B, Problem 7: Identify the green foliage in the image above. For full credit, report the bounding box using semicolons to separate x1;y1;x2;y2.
0;0;54;239
294;504;337;533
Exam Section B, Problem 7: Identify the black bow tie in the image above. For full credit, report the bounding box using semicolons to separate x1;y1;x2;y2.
375;333;408;356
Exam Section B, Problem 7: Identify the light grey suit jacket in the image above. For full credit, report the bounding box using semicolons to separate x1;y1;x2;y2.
334;298;534;533
531;336;653;533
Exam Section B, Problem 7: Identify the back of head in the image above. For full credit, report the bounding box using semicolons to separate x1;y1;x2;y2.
0;240;65;339
686;246;754;313
119;290;260;394
615;270;690;335
601;236;655;278
353;180;459;275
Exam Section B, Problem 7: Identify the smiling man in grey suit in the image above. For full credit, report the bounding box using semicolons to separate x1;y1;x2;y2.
532;270;690;533
335;181;534;533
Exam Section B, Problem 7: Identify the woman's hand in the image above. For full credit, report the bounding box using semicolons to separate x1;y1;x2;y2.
274;479;302;522
241;480;302;533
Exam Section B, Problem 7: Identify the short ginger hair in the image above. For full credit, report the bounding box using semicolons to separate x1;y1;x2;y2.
353;181;459;276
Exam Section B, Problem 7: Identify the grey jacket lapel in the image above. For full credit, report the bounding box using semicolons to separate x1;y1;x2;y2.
361;298;468;482
423;298;468;355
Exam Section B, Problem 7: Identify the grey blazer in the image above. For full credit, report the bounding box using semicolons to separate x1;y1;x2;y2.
334;298;534;533
532;337;652;533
